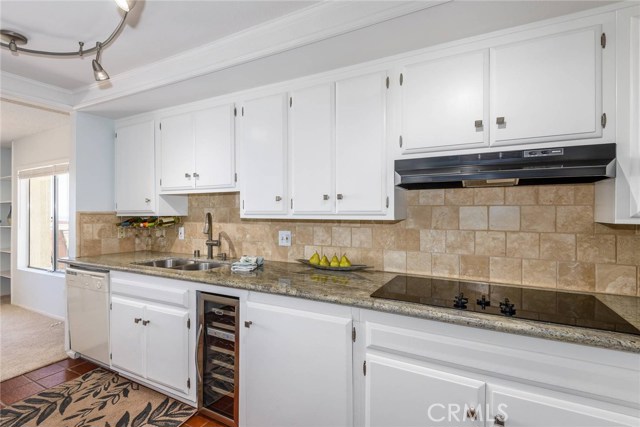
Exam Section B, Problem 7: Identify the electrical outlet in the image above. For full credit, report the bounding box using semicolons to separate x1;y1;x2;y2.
178;226;185;240
278;230;291;247
118;228;126;239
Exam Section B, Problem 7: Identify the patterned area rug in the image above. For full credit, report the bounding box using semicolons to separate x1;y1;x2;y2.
0;369;196;427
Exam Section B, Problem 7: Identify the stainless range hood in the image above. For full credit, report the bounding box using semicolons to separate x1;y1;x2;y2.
394;143;616;190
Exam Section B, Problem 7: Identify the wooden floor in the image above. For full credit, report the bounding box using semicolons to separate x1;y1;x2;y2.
0;358;224;427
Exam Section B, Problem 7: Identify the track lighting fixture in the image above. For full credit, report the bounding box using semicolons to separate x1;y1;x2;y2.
0;0;137;82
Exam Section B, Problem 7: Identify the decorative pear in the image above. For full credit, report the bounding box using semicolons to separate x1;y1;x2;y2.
309;252;320;265
339;253;352;267
319;255;330;267
330;254;340;268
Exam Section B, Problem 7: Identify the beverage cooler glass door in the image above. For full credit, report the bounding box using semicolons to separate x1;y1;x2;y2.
198;292;239;427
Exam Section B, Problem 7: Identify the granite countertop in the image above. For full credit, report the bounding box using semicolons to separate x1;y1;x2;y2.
63;251;640;353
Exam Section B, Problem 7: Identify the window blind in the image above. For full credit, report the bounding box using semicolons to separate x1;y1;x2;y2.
17;163;69;179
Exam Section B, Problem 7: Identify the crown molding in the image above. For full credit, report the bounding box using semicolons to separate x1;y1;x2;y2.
72;0;447;109
1;72;74;111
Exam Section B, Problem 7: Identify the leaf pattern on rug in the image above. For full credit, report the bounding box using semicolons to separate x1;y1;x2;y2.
0;369;195;427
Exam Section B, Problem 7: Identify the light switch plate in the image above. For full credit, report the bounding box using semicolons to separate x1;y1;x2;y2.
178;226;185;240
278;230;291;247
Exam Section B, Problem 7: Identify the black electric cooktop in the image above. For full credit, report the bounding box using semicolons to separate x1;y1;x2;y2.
371;275;640;336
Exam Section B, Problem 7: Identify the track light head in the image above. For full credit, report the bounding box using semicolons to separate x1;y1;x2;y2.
92;42;110;81
114;0;137;12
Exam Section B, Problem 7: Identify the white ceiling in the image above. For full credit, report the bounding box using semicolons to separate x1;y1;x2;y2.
0;98;69;147
0;0;316;89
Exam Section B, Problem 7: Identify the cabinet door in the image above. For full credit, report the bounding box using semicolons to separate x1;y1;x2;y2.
365;355;485;427
240;94;288;215
491;25;602;145
289;84;334;214
194;105;236;190
335;72;386;214
159;113;194;191
244;301;353;427
487;384;639;427
401;50;488;152
144;303;190;394
115;121;156;213
110;296;145;376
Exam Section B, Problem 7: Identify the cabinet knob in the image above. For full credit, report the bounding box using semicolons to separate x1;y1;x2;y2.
193;172;199;179
275;196;282;202
496;117;506;126
474;120;483;129
466;407;477;420
494;414;506;426
323;194;330;200
185;173;191;178
134;318;142;324
144;198;151;203
142;320;150;326
337;194;344;200
244;321;253;328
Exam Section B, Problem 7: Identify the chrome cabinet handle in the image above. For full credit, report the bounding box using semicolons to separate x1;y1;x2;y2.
193;172;199;178
144;198;151;203
466;407;477;420
185;173;191;178
337;194;344;200
275;196;282;202
474;120;483;129
323;194;330;200
142;320;150;326
195;324;203;383
496;117;506;126
134;318;142;324
494;414;506;426
244;321;253;328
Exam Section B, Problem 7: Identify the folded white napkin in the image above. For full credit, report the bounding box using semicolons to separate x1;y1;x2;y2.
231;256;264;272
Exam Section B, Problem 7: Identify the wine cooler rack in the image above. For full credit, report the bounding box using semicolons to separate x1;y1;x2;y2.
198;293;239;427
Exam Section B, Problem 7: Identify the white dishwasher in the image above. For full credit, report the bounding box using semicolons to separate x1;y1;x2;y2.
66;266;110;365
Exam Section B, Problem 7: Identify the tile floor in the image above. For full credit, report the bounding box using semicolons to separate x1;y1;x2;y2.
0;358;224;427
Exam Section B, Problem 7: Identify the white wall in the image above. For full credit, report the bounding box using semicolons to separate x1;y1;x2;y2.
12;125;71;319
69;112;115;258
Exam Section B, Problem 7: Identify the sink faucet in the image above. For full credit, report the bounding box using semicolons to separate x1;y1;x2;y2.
203;212;220;259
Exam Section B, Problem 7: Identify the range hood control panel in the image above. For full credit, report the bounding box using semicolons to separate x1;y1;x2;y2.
524;148;564;157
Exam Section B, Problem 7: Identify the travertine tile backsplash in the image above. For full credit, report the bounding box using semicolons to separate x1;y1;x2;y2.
77;184;640;296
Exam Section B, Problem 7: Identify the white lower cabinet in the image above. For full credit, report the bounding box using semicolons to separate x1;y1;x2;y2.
365;354;484;427
358;310;640;427
109;273;193;401
242;294;353;427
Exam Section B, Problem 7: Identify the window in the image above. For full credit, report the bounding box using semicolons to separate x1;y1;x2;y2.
18;164;69;272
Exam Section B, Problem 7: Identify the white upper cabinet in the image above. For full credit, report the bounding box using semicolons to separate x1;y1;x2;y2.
240;93;288;216
335;71;388;214
289;84;334;214
115;119;187;216
159;114;194;191
490;25;604;146
115;120;157;214
596;5;640;224
400;50;489;153
159;104;236;193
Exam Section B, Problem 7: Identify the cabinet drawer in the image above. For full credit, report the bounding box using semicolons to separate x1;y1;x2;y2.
111;277;189;308
362;310;640;408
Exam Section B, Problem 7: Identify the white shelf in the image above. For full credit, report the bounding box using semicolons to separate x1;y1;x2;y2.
0;270;10;279
0;248;10;254
0;176;10;181
0;225;12;229
0;200;11;204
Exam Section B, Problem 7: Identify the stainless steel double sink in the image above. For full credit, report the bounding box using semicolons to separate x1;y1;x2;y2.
135;258;223;271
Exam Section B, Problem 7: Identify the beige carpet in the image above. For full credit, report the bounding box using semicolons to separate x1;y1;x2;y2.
0;298;67;381
0;368;196;427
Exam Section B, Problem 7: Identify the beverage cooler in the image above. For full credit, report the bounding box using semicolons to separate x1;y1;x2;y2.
197;292;239;427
